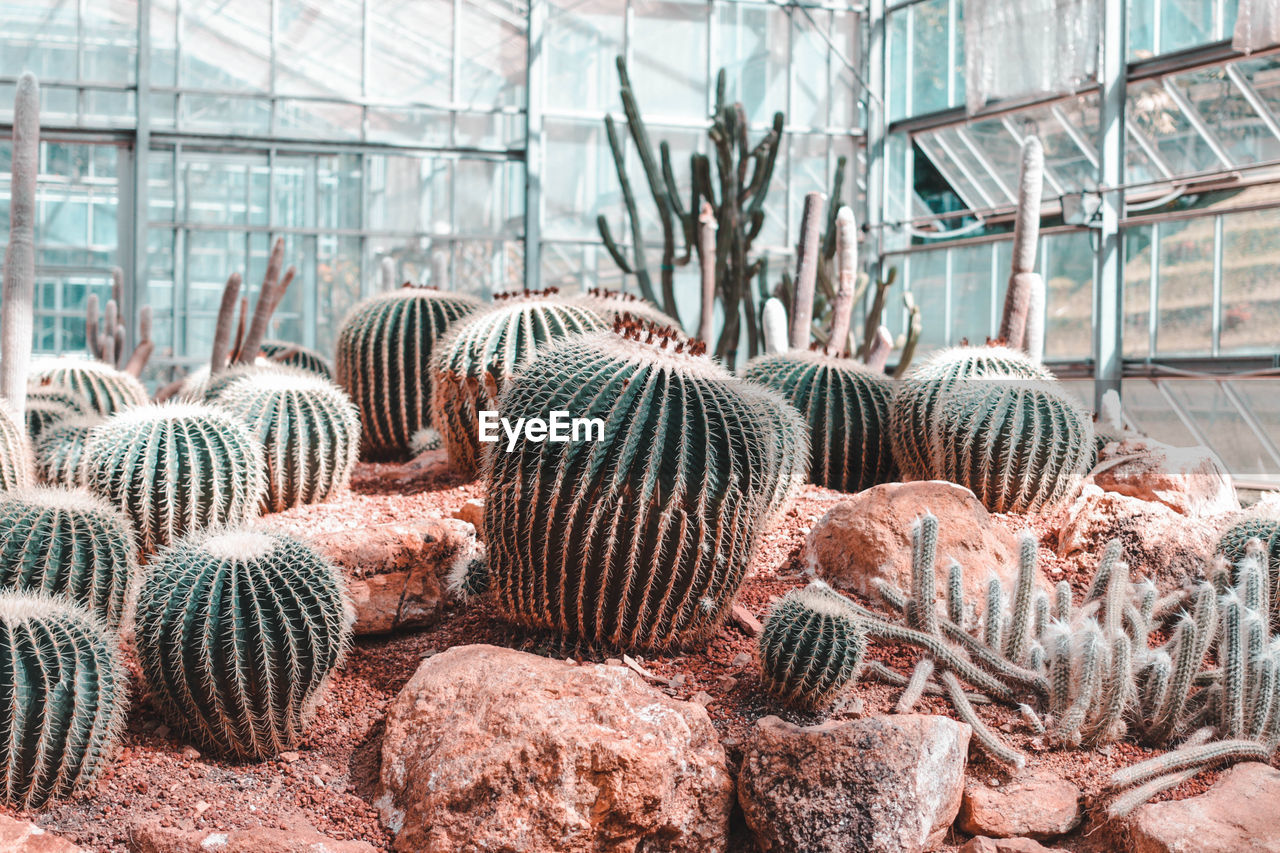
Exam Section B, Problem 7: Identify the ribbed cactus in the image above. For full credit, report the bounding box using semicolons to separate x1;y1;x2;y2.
0;487;138;629
258;339;334;380
485;321;800;650
759;582;866;708
890;345;1054;481
0;592;127;808
0;403;34;491
30;358;148;417
336;287;480;457
82;403;265;552
136;528;351;758
431;293;606;478
33;415;101;487
212;371;360;512
26;387;89;417
1218;517;1280;619
744;350;896;493
409;427;442;455
570;288;676;328
932;379;1094;514
23;394;76;442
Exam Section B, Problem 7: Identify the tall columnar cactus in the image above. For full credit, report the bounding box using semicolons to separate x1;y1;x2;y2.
0;488;139;629
431;294;606;478
0;592;127;808
759;582;866;709
890;345;1054;481
0;404;34;491
1;73;39;418
257;339;334;380
336;287;481;457
135;528;351;759
82;403;265;552
30;358;149;417
85;266;154;377
33;415;102;487
485;320;802;650
212;370;360;512
999;136;1046;362
570;288;675;328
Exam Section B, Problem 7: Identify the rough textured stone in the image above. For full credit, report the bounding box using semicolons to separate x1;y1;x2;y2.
450;498;484;536
960;838;1054;853
1094;438;1238;517
127;822;377;853
957;768;1081;839
377;644;733;853
806;481;1040;617
1123;762;1280;853
737;714;970;853
0;817;82;853
306;517;478;634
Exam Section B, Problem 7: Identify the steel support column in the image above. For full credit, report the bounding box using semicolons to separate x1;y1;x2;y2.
866;0;887;288
1093;0;1126;411
523;0;545;290
129;0;153;360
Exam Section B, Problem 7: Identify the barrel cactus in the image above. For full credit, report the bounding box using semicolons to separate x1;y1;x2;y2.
1218;516;1280;616
759;582;866;708
571;287;676;327
82;403;265;551
431;293;606;477
336;286;481;457
485;321;799;650
0;487;138;628
30;357;148;417
23;394;76;442
33;415;101;487
212;371;360;512
0;592;127;808
136;528;352;758
410;427;442;455
744;349;896;492
258;339;333;379
0;404;33;491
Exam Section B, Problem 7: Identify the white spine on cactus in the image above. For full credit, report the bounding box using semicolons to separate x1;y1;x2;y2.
1;73;39;417
761;298;789;355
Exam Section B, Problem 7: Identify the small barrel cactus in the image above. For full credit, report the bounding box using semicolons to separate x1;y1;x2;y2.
0;487;138;628
0;403;33;491
258;339;334;379
1218;517;1280;615
30;357;148;417
744;349;896;493
485;320;798;650
0;592;127;808
82;403;265;552
933;379;1094;514
136;528;352;758
336;286;481;457
409;426;442;455
759;582;866;708
431;293;606;477
570;288;676;327
212;370;360;512
33;414;102;487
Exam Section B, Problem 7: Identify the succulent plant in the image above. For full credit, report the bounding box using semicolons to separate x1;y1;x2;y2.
136;528;351;758
0;403;34;491
485;320;800;650
336;286;481;457
257;339;334;379
759;582;866;708
1218;517;1280;616
212;371;360;512
0;487;138;629
30;358;148;417
82;403;265;552
409;427;442;455
23;394;76;442
431;293;607;478
33;414;101;487
0;591;127;808
570;288;676;327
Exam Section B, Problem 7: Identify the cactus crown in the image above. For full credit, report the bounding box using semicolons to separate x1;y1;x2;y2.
30;357;148;417
257;339;333;379
572;288;677;327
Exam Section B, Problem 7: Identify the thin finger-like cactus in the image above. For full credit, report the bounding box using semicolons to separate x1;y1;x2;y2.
431;293;606;479
33;415;101;487
135;528;352;759
29;358;148;417
759;582;866;709
82;403;265;552
257;339;334;380
486;320;801;650
336;287;481;458
0;592;127;808
0;488;138;629
0;403;34;491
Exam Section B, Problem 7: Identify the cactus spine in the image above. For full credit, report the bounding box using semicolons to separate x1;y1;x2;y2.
30;358;148;417
33;415;101;487
0;404;33;491
82;403;265;552
0;592;127;808
759;583;866;708
135;529;351;758
336;287;480;457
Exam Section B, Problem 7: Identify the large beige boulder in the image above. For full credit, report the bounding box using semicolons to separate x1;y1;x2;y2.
1122;762;1280;853
1094;438;1238;517
377;644;733;853
0;816;82;853
738;714;970;853
956;767;1081;839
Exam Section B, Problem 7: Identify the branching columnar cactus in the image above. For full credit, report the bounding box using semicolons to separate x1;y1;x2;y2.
212;371;360;512
485;320;803;650
571;288;675;328
431;293;606;478
0;488;138;629
258;339;334;380
0;404;34;491
135;528;351;758
336;286;481;457
33;415;102;487
0;592;127;808
82;403;265;552
759;582;866;708
30;358;148;417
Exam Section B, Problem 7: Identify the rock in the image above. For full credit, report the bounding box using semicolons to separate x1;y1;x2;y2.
1094;439;1238;517
377;644;732;853
450;498;484;535
806;481;1038;617
960;839;1054;853
0;816;82;853
1122;762;1280;852
127;821;377;853
738;714;970;853
306;518;479;634
956;767;1081;839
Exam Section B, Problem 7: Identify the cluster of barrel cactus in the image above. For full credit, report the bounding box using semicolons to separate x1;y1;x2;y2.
29;358;148;417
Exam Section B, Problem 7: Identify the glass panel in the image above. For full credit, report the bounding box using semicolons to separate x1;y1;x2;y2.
460;0;527;109
1164;379;1276;479
887;6;910;123
545;0;624;114
1220;206;1280;355
1155;215;1214;355
1241;55;1280;131
369;0;453;106
911;0;954;118
907;248;948;352
1;0;78;79
276;0;363;100
631;0;709;121
1175;66;1280;165
317;235;363;352
366;154;451;235
1042;229;1093;360
180;0;270;92
1129;78;1224;177
717;2;788;126
274;99;363;141
951;242;995;344
1123;223;1154;359
544;118;614;241
1120;378;1198;443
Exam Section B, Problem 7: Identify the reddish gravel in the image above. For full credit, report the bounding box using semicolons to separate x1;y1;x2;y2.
0;463;1259;852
